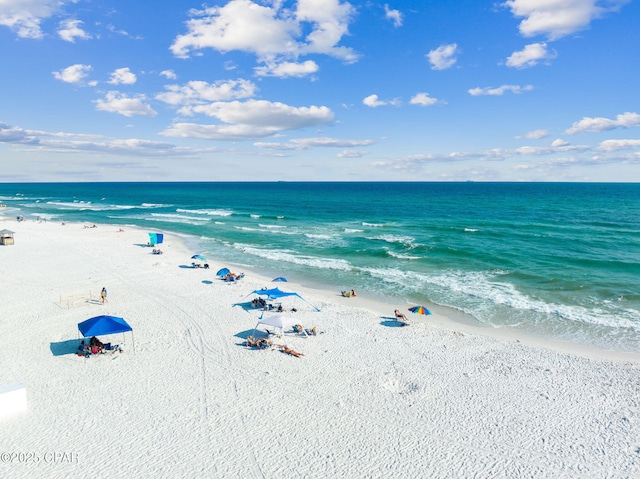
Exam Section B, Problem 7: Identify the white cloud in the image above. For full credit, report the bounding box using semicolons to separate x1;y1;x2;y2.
427;43;459;70
256;137;374;150
337;149;368;158
254;60;319;78
156;80;257;107
598;139;640;152
0;122;194;158
409;92;439;106
52;64;93;84
506;43;556;69
57;19;91;42
503;0;630;40
363;94;400;107
384;4;403;27
170;0;357;64
523;129;548;139
551;138;569;147
468;84;534;96
160;70;177;80
565;112;640;134
95;92;157;117
161;99;334;140
108;67;137;85
0;0;68;39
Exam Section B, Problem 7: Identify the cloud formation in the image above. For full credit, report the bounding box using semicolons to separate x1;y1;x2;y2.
58;19;91;42
409;93;439;106
169;0;358;73
427;43;459;70
468;84;534;96
0;0;66;39
161;100;334;140
108;68;137;85
156;80;257;108
565;112;640;134
506;43;556;69
363;94;400;108
52;64;93;84
384;4;403;28
254;60;319;78
503;0;630;40
95;92;158;117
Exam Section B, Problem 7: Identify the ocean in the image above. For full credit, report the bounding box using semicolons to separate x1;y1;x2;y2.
1;182;639;353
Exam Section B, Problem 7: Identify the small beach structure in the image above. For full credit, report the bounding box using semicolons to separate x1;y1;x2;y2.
78;315;135;352
148;232;164;246
0;229;15;245
253;313;308;340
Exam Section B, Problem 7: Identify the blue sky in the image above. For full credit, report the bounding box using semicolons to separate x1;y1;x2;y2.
1;0;639;182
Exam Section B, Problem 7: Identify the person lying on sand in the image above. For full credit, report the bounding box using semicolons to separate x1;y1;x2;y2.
245;336;272;349
281;346;304;357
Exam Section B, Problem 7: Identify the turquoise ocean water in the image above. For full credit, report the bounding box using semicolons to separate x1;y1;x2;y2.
1;182;639;352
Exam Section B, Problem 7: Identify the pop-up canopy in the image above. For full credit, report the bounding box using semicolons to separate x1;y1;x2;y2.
78;315;135;351
253;313;308;339
248;287;320;311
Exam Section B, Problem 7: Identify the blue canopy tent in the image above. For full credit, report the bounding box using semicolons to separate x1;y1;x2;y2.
148;232;164;246
248;287;320;311
78;315;135;352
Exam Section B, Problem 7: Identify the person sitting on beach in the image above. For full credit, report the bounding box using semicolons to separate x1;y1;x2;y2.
305;326;320;336
351;289;357;297
292;324;304;333
394;309;409;322
341;290;351;297
78;340;90;357
281;345;304;357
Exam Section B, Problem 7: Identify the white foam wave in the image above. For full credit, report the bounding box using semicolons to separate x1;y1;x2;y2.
362;222;385;227
386;249;421;260
45;201;138;211
464;228;478;232
371;234;415;246
305;234;333;240
250;214;261;219
144;213;210;225
259;224;286;229
235;244;352;270
344;228;364;233
176;208;233;217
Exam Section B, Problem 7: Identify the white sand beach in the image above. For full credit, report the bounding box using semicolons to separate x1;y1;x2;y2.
0;217;639;478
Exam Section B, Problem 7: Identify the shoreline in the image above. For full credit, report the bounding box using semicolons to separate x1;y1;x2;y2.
1;215;639;477
3;214;639;363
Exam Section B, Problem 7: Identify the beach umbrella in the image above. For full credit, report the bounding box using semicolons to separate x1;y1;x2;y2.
216;267;230;277
272;277;288;282
191;254;207;261
408;305;431;315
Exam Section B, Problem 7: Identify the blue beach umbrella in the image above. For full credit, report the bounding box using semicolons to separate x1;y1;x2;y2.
272;277;288;282
408;305;431;315
216;267;230;277
191;254;207;261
